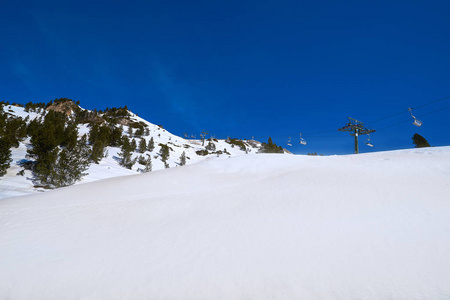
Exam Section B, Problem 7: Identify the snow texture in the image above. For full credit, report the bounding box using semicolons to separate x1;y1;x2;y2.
1;146;450;299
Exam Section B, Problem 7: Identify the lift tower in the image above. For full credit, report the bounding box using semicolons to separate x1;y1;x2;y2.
338;117;375;154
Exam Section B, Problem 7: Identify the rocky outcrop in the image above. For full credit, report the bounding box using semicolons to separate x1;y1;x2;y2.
46;100;79;116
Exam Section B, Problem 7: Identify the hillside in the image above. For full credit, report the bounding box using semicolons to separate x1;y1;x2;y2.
1;146;450;299
0;100;273;199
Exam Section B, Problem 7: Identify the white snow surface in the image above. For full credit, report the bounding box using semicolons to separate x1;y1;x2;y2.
1;147;450;299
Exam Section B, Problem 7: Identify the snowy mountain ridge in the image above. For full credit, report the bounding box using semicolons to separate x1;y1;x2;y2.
0;100;270;199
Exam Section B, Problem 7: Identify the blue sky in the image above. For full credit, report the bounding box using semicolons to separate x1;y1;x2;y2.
1;0;449;154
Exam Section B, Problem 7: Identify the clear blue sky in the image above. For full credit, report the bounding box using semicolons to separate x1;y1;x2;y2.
1;0;449;154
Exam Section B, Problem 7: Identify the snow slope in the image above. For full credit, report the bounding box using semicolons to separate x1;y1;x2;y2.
1;147;450;299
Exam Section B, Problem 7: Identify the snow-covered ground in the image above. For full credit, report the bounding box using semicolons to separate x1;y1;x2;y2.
1;146;450;299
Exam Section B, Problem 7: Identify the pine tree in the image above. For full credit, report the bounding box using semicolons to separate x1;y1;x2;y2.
27;115;59;187
27;117;91;188
179;151;186;166
0;138;12;176
118;136;136;169
412;133;431;148
138;155;146;165
89;125;111;163
412;133;430;148
61;122;78;149
138;138;147;153
160;144;170;163
135;127;144;137
52;135;90;187
144;154;152;172
109;126;123;147
30;147;59;187
259;137;284;153
131;138;137;151
147;137;155;152
1;115;27;148
91;140;107;163
206;141;216;151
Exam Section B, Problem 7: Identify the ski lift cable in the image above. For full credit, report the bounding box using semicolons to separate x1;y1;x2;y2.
412;95;450;110
203;96;450;141
366;111;407;124
415;104;450;118
376;104;450;132
244;130;337;139
366;95;450;125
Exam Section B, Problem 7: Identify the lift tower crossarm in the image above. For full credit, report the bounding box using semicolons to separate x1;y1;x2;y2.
338;117;375;154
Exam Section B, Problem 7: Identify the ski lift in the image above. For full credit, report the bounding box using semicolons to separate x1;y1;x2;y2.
365;133;373;147
287;137;292;146
299;133;307;145
408;107;422;127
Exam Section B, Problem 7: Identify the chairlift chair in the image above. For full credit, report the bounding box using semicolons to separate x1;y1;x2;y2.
365;133;374;147
287;137;292;146
299;133;307;145
408;108;422;127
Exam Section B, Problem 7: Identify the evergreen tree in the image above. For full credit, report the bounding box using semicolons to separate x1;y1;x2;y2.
118;136;136;169
259;137;284;153
131;138;137;151
0;138;12;176
109;126;123;147
144;127;150;136
138;138;147;153
144;154;152;172
89;125;111;163
26;118;40;138
30;147;59;187
147;137;155;152
91;140;108;163
135;127;144;137
52;135;91;187
160;144;170;163
138;155;146;165
26;111;90;188
1;115;27;148
61;122;78;149
206;141;216;151
179;151;186;166
412;133;430;148
27;116;59;186
0;109;6;131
